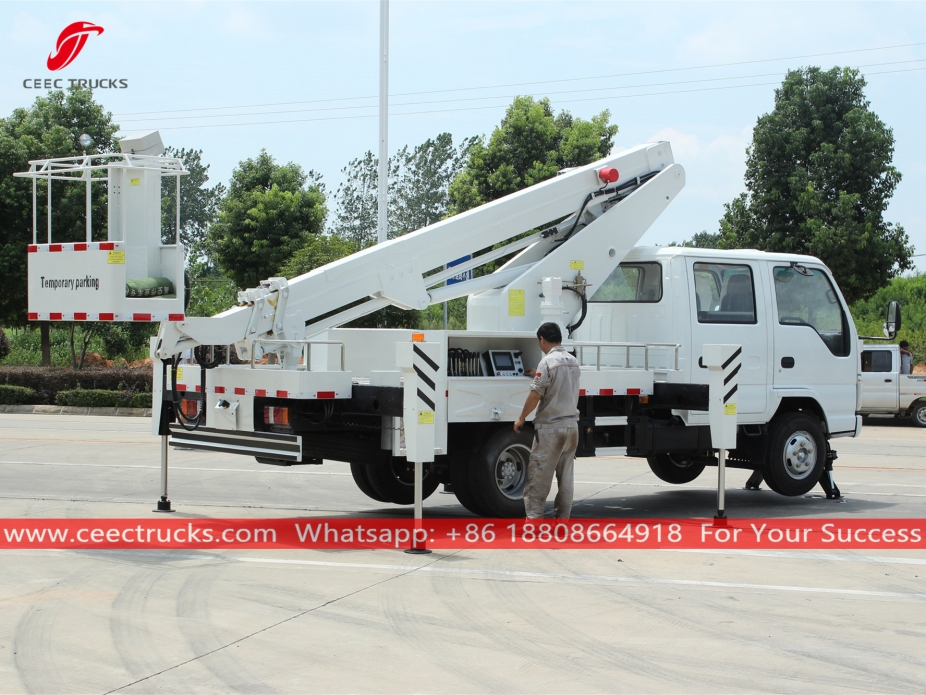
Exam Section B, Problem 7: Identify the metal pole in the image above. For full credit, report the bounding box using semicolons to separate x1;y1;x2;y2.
85;171;92;242
154;435;175;512
715;447;726;522
405;459;431;554
414;460;423;520
377;0;389;244
176;175;181;245
32;178;37;244
443;264;448;330
47;177;51;243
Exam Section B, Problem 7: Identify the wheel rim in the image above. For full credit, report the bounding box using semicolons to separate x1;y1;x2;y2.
915;406;926;426
389;459;429;487
782;430;817;480
667;453;697;469
495;444;530;500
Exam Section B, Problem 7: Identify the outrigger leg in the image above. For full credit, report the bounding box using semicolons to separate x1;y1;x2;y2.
817;446;841;499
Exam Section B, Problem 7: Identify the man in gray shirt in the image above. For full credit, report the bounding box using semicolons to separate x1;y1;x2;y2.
514;322;581;519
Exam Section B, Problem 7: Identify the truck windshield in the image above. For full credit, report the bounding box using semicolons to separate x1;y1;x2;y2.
773;266;849;357
590;262;662;302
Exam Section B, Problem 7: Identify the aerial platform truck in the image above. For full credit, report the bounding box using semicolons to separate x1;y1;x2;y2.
18;133;862;517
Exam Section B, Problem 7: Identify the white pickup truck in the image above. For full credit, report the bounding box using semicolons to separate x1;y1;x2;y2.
859;343;926;427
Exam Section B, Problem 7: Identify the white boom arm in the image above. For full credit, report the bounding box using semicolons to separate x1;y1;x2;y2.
155;142;684;363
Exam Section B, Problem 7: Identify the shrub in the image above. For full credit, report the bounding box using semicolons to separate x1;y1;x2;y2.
128;392;153;409
55;389;132;408
0;366;151;405
0;384;37;405
0;327;10;363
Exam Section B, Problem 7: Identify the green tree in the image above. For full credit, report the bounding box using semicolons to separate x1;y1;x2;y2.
0;89;118;310
207;150;325;288
850;273;926;364
161;147;226;250
670;231;722;248
449;96;618;213
0;87;119;363
327;150;392;248
390;133;476;235
717;67;913;303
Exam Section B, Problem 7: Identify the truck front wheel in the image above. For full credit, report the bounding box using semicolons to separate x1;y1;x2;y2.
911;402;926;428
764;412;825;496
646;454;706;484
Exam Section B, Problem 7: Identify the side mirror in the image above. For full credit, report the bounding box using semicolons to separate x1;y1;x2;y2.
883;301;902;338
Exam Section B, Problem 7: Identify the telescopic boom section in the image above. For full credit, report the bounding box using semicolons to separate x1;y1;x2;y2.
155;142;684;361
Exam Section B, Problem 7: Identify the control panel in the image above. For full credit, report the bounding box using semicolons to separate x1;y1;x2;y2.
483;350;525;377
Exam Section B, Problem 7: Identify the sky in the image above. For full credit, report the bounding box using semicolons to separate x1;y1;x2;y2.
1;1;924;270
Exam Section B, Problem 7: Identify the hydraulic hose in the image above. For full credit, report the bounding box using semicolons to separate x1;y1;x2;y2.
565;286;588;338
168;346;221;431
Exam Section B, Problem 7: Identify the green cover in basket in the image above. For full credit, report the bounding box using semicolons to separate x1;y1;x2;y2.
126;277;175;298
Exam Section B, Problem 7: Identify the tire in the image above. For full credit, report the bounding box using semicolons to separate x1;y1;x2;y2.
350;463;389;503
468;427;535;518
646;453;706;484
366;457;439;505
911;402;926;428
764;412;826;496
450;447;489;516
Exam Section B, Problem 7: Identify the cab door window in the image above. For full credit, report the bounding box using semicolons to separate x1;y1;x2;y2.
694;263;756;324
773;266;849;356
861;350;892;372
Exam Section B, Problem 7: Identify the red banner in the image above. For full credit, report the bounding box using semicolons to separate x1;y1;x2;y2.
1;518;923;551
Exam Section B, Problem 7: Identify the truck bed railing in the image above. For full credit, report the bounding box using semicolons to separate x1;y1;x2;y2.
572;341;680;371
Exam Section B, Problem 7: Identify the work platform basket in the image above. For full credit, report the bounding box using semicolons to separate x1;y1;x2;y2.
15;130;189;323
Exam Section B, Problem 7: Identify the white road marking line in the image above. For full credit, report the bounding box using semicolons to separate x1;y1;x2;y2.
227;556;926;599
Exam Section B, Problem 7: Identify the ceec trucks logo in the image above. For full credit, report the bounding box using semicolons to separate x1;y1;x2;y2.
23;21;128;90
47;21;104;71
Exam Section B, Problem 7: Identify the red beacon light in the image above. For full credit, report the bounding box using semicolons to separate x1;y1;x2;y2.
598;167;619;183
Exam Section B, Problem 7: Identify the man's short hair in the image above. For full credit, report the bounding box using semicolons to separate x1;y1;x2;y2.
899;340;910;348
537;322;562;344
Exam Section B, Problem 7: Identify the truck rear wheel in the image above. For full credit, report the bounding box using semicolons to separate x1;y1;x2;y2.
350;463;389;503
468;427;533;518
366;457;439;505
764;412;825;496
911;402;926;428
450;449;489;517
646;453;706;484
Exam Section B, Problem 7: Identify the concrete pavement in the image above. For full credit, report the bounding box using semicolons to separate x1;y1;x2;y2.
1;413;924;693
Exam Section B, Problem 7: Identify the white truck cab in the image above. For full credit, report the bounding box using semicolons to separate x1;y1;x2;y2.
579;246;860;436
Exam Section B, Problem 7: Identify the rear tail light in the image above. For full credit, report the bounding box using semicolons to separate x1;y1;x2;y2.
180;399;199;417
264;406;290;426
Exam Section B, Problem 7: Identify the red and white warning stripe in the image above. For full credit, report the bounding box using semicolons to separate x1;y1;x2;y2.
579;388;642;397
27;242;123;253
212;386;345;400
28;312;184;322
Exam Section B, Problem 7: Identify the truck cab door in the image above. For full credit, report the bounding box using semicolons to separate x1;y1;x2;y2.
689;259;769;415
769;265;858;434
860;347;899;411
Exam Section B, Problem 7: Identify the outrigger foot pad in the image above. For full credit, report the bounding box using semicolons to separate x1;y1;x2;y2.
154;496;175;513
744;470;764;491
